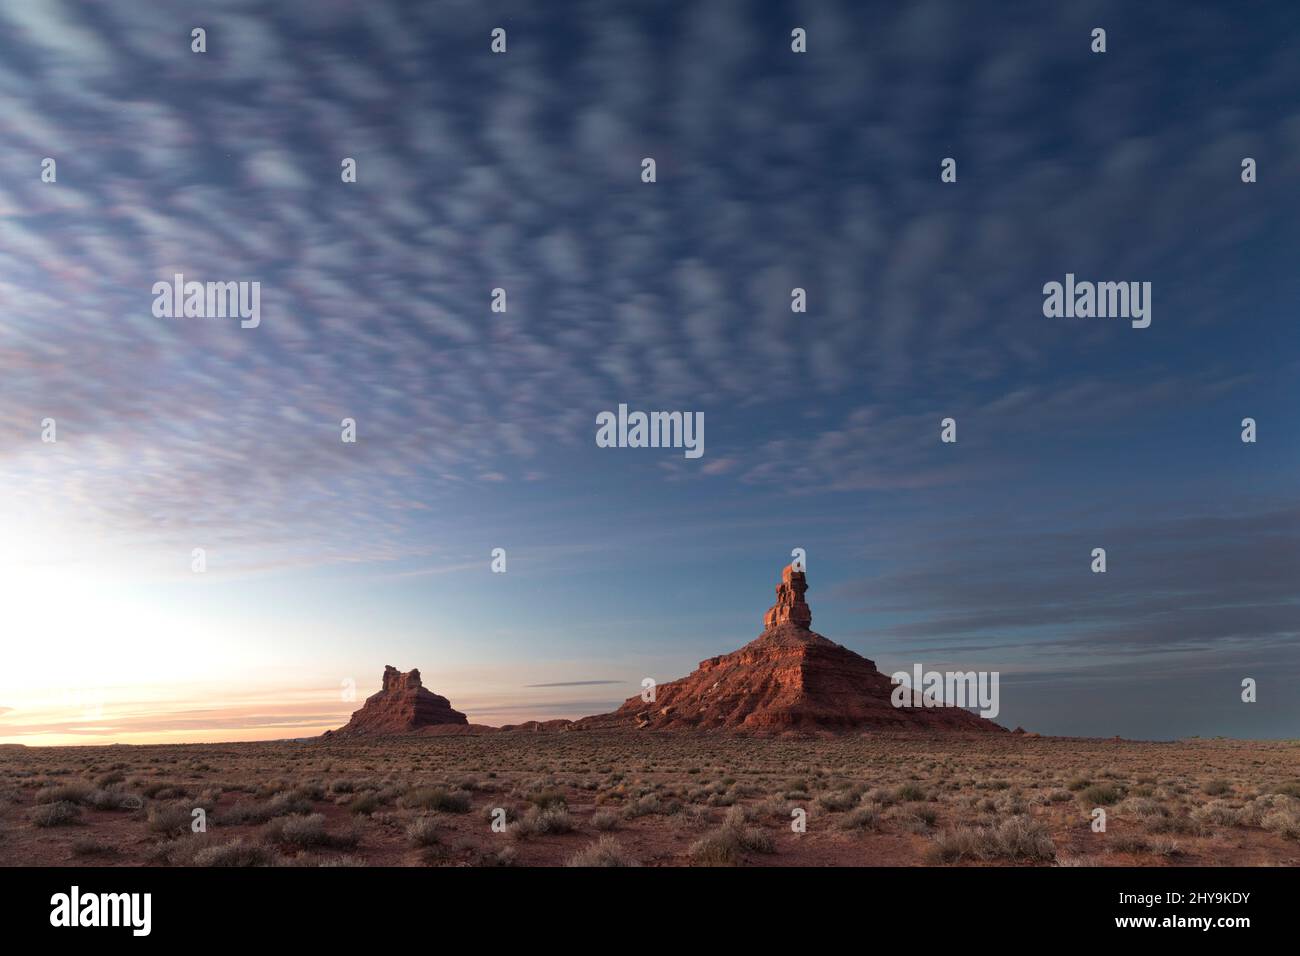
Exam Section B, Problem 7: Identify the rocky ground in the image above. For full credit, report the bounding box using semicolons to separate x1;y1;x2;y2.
2;732;1298;867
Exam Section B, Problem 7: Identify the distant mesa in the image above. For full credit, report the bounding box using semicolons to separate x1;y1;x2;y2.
497;719;581;733
580;564;1006;734
323;666;470;738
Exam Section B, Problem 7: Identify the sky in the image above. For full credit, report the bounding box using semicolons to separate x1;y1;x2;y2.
0;0;1297;745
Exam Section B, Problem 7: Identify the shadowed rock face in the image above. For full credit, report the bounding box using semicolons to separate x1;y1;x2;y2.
587;565;1005;734
324;666;468;737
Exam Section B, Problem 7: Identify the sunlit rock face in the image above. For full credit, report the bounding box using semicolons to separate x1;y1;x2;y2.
324;666;468;737
588;565;1006;734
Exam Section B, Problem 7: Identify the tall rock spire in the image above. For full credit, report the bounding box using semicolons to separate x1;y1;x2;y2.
585;562;1006;733
763;564;812;629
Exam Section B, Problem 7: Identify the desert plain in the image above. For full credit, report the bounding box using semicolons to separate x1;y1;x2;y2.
3;732;1298;867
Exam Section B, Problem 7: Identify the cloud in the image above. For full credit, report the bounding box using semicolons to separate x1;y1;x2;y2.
0;2;1296;611
837;504;1300;659
0;696;353;739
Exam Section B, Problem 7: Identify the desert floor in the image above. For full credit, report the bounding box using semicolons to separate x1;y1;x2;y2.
2;733;1298;867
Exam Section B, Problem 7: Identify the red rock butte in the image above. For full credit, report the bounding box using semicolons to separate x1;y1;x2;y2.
323;666;469;737
583;564;1005;734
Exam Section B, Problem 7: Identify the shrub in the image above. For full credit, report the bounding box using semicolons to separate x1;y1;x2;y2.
193;838;279;867
70;838;120;858
895;783;927;803
87;788;142;811
928;816;1055;863
146;802;194;834
1234;798;1271;827
400;787;472;814
591;811;620;831
139;781;187;800
1202;780;1232;796
148;832;219;865
348;792;382;816
893;805;937;830
839;804;882;831
566;836;639;867
406;816;441;847
622;794;662;819
866;787;897;807
484;846;517;867
688;820;775;865
265;813;357;849
1147;837;1182;857
526;788;568;810
31;801;82;828
1261;808;1300;840
1106;832;1148;854
510;806;575;838
36;782;95;805
293;783;325;802
219;793;312;824
1145;814;1203;836
1191;801;1240;827
817;790;857;812
1119;797;1166;819
1079;784;1122;806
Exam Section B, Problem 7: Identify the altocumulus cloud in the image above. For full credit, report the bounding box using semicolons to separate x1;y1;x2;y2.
3;1;1298;576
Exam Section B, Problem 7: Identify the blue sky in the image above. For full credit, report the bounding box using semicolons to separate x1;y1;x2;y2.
0;0;1297;743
